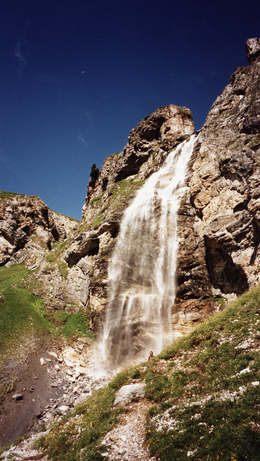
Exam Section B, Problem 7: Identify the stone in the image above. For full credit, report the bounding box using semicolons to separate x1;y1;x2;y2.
114;383;146;406
12;394;23;401
74;393;91;406
245;38;260;64
58;405;70;412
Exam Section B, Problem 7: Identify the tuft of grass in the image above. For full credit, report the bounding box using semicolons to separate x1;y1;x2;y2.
109;178;146;206
90;195;102;205
46;239;70;263
91;214;105;229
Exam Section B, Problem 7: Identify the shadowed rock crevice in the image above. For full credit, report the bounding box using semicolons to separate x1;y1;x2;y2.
65;234;100;267
205;238;249;295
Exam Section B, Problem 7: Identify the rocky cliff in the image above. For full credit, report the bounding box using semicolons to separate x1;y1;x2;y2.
1;38;260;339
173;37;260;334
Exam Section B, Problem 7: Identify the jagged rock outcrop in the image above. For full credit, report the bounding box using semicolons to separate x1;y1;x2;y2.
0;194;76;267
82;104;194;223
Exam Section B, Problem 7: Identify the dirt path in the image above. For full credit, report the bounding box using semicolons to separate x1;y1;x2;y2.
101;399;158;461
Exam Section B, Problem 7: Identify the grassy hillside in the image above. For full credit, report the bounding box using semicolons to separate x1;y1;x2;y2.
0;263;54;360
35;285;260;461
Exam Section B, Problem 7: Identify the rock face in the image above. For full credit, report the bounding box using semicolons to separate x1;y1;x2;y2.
173;37;260;333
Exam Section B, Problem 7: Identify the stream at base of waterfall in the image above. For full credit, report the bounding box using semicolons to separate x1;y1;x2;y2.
97;135;196;369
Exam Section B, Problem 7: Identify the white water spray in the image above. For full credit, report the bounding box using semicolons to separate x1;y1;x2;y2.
98;135;196;367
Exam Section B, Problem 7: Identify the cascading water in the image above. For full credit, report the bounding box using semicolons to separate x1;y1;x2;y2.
98;135;196;367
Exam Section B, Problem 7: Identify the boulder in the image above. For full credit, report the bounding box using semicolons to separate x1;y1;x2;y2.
114;383;146;406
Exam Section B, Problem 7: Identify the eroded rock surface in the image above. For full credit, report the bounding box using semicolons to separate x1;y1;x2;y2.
174;37;260;332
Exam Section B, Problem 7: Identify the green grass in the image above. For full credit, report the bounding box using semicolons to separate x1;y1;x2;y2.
109;177;146;205
0;264;56;360
58;261;69;279
62;312;94;339
47;239;70;263
44;240;70;278
43;310;94;341
92;214;105;229
90;195;102;205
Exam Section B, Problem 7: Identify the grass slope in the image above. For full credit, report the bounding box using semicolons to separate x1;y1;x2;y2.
36;285;260;461
0;263;54;360
145;286;260;460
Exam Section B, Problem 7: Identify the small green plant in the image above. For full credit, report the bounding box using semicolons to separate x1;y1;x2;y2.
62;312;93;339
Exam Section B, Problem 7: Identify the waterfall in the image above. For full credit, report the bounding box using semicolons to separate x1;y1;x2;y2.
98;135;196;367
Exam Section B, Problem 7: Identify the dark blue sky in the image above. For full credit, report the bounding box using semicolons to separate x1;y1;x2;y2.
1;0;259;219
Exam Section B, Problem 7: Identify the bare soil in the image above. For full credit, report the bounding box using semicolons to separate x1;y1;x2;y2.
0;338;65;447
